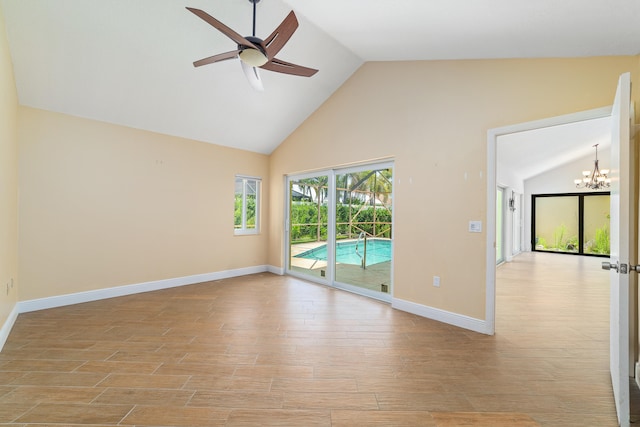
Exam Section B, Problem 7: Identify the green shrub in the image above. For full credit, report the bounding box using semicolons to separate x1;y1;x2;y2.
592;224;610;254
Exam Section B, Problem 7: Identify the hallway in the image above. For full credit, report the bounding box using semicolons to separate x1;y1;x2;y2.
495;251;616;425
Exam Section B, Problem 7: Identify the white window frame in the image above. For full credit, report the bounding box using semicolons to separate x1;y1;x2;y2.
234;175;261;235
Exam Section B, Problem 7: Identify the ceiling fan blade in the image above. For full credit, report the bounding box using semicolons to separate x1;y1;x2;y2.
263;11;298;59
186;7;259;50
241;61;264;91
261;58;318;77
193;50;239;68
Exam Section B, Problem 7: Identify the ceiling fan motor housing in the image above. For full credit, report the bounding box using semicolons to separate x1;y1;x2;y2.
238;36;268;66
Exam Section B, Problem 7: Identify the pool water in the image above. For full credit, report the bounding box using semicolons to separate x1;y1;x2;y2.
295;239;392;266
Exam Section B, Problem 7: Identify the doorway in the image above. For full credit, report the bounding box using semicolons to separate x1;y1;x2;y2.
488;96;637;425
486;106;613;333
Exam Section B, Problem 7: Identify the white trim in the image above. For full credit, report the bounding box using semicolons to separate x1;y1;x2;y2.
0;305;19;350
235;174;262;181
392;297;492;335
267;265;284;275
334;281;392;303
283;157;395;180
234;229;259;236
486;106;613;337
234;176;261;235
17;265;269;314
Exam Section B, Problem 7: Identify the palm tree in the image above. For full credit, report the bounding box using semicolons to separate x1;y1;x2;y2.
336;169;393;238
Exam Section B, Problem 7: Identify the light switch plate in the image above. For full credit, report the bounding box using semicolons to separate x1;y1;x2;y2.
469;221;482;233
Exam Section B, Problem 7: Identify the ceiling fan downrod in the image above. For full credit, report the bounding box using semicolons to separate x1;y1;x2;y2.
249;0;261;37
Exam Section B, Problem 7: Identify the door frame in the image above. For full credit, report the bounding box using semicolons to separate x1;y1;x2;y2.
510;190;523;259
486;106;613;335
496;186;507;265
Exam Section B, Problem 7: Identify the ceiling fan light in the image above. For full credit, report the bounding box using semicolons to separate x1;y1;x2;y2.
239;48;268;67
241;60;264;91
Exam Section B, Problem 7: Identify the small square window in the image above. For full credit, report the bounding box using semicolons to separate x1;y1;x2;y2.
234;176;260;235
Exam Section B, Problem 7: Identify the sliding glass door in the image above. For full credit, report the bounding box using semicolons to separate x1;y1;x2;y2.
334;167;393;296
287;174;330;282
286;162;393;301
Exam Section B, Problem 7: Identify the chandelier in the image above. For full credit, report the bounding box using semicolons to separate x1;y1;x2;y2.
574;144;610;190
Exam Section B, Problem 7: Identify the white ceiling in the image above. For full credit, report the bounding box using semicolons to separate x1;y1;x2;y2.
285;0;640;61
2;0;639;156
498;116;612;182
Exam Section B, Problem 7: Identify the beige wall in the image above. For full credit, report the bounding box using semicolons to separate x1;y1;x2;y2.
7;49;640;324
0;6;19;325
269;57;640;320
18;107;270;301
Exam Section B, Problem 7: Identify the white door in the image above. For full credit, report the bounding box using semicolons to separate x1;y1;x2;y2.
605;71;632;427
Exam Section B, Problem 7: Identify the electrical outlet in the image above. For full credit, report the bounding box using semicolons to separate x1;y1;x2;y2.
433;276;440;287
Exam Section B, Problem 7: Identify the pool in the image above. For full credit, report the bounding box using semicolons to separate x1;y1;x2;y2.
294;239;392;266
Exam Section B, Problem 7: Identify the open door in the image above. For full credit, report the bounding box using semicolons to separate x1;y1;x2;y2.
603;72;633;427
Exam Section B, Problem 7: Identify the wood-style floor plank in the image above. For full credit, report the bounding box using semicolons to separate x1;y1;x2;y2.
0;252;619;425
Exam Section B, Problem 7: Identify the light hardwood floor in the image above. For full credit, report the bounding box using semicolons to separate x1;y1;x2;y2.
0;252;618;426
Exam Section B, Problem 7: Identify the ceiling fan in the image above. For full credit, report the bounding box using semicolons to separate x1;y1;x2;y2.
186;0;318;91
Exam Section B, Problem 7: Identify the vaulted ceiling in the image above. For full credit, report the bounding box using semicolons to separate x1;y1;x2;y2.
2;0;639;155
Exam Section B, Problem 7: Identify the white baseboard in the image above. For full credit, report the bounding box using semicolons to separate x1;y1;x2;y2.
392;297;492;335
16;265;271;314
267;265;284;275
0;305;19;351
